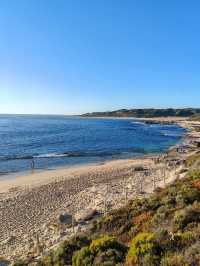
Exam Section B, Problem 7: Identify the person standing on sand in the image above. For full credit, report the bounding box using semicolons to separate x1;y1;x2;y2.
31;159;35;170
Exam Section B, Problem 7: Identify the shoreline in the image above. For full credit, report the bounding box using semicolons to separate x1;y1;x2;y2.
0;117;199;261
0;116;186;185
0;157;155;193
0;149;183;194
0;150;171;182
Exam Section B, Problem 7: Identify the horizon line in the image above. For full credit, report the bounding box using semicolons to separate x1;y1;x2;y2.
0;106;200;116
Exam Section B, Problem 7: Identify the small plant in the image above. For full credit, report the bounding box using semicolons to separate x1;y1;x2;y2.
148;195;162;210
161;188;177;208
133;212;151;227
126;233;161;265
188;169;200;180
179;231;195;246
132;197;150;213
38;255;54;266
72;247;93;266
152;206;168;224
160;253;187;266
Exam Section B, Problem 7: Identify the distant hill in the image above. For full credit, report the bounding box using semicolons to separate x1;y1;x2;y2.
82;108;200;118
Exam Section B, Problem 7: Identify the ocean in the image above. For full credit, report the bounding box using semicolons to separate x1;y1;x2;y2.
0;115;186;176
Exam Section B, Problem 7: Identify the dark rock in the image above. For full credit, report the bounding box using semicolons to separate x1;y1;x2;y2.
134;166;146;171
75;209;99;222
58;213;72;225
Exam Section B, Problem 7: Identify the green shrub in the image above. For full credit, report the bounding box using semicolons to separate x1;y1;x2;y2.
37;255;54;266
147;195;161;210
142;254;160;266
90;235;121;254
176;184;200;206
153;230;174;252
161;190;177;208
93;206;132;236
188;169;200;180
53;242;69;265
37;235;90;266
93;248;125;265
152;206;168;223
132;198;149;213
126;233;161;265
173;205;200;230
152;230;190;254
72;246;93;266
180;231;195;246
72;235;127;266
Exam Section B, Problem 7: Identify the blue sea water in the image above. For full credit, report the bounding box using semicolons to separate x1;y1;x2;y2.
0;115;186;176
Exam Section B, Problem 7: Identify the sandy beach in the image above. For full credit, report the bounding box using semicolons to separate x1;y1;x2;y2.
0;158;154;193
1;118;200;261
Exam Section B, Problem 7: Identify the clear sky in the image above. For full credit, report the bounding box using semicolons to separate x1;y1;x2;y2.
0;0;200;114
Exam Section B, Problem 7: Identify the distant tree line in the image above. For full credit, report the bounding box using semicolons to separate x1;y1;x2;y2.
82;108;200;118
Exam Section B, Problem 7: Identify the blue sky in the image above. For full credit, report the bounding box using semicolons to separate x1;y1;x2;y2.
0;0;200;114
